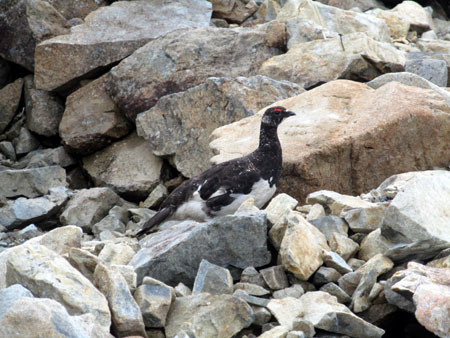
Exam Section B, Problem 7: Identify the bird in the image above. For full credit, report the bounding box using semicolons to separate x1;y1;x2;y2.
135;106;296;237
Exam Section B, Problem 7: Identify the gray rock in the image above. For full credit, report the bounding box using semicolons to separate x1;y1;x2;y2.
309;216;349;242
211;0;258;23
0;186;69;230
98;242;136;266
35;0;212;91
23;75;63;136
83;132;163;200
59;75;132;155
405;58;448;87
241;266;267;288
358;228;392;261
136;75;302;177
267;297;304;329
110;264;137;294
329;232;359;261
260;325;290;337
0;284;34;320
92;214;126;236
272;284;305;299
312;267;342;286
292;318;315;338
0;166;67;198
287;331;307;338
141;183;168;210
130;212;271;286
252;305;272;326
338;272;362;297
94;263;145;337
234;282;270;297
260;265;289;290
0;58;10;89
0;1;69;71
286;17;338;49
233;289;270;307
13;127;40;155
18;146;76;169
348;258;365;271
359;303;398;325
356;254;393;278
341;203;385;234
6;243;111;329
320;283;352;304
60;187;124;232
0;78;23;134
165;294;254;338
174;282;192;297
381;171;450;261
134;276;174;328
0;141;15;161
351;270;377;313
0;297;113;338
106;25;284;120
193;259;234;295
322;251;353;274
68;247;99;283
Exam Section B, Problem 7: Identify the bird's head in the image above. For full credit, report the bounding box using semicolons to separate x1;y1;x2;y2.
261;106;296;127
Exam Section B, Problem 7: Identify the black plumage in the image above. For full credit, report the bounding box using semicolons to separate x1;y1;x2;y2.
135;106;295;237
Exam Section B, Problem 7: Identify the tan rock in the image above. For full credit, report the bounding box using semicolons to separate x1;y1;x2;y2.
417;38;450;53
366;8;410;39
356;254;393;277
276;0;325;26
390;1;432;33
267;297;304;329
329;232;359;261
212;0;258;23
45;0;108;20
358;228;393;261
279;211;330;280
0;78;24;133
60;75;131;155
210;80;450;203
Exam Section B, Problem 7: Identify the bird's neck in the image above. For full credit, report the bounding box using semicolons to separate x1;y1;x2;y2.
257;123;281;154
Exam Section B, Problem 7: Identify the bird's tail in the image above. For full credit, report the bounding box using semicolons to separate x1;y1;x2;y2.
135;207;174;238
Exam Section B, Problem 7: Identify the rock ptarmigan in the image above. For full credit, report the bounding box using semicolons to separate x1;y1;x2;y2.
136;106;295;237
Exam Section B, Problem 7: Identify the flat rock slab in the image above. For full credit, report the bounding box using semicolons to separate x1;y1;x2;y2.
35;0;212;91
106;25;284;120
136;75;303;177
83;132;162;200
0;166;67;198
165;294;253;338
6;243;111;329
210;80;450;203
129;211;271;286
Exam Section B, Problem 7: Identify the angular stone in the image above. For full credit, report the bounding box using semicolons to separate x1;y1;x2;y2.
359;303;398;325
292;318;315;338
351;270;377;313
130;212;271;286
405;58;448;87
320;282;352;304
13;127;40;155
260;325;290;338
0;297;113;338
0;78;23;133
98;242;136;266
391;1;433;33
260;265;289;290
94;263;145;337
286;17;338;49
23;75;63;137
92;214;126;236
338;272;362;297
136;75;302;177
175;282;192;297
0;0;69;71
212;0;258;23
35;0;212;91
272;284;305;299
0;166;67;198
252;305;272;326
366;8;410;39
358;228;392;261
312;267;342;286
241;266;267;288
329;232;359;261
19;146;76;169
306;203;325;220
133;277;174;328
6;243;111;329
322;251;353;274
0;186;69;230
107;26;284;120
267;297;304;329
44;0;108;20
193;259;233;296
309;216;348;242
0;141;15;161
341;204;385;234
0;284;34;319
259;33;405;89
233;289;269;307
165;294;253;338
141;183;168;210
68;247;99;283
356;254;393;278
381;171;450;261
83;132;162;199
266;193;298;250
60;187;123;231
60;75;131;155
280;211;330;280
348;258;365;270
210;80;450;203
298;291;384;338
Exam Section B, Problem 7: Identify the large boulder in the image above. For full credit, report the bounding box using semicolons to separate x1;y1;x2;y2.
136;75;303;177
0;0;69;71
259;32;405;89
83;132;163;200
210;80;450;203
106;25;285;120
34;0;212;91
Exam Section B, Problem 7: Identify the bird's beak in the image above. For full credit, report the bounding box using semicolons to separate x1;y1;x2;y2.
285;110;296;118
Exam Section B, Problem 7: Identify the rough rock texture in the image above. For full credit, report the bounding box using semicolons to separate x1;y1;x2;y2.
210;80;450;203
259;32;405;89
0;166;67;198
0;78;24;134
106;25;284;120
136;75;302;177
34;0;212;91
0;297;113;338
44;0;108;20
381;171;450;261
130;212;271;286
390;0;433;33
165;294;254;338
83;132;162;200
0;0;69;71
211;0;258;23
192;259;234;295
6;243;111;329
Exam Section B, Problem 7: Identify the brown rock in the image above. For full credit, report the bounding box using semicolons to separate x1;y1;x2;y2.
212;0;259;23
45;0;108;20
34;0;212;91
0;78;23;134
60;75;131;155
0;0;69;71
210;80;450;203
